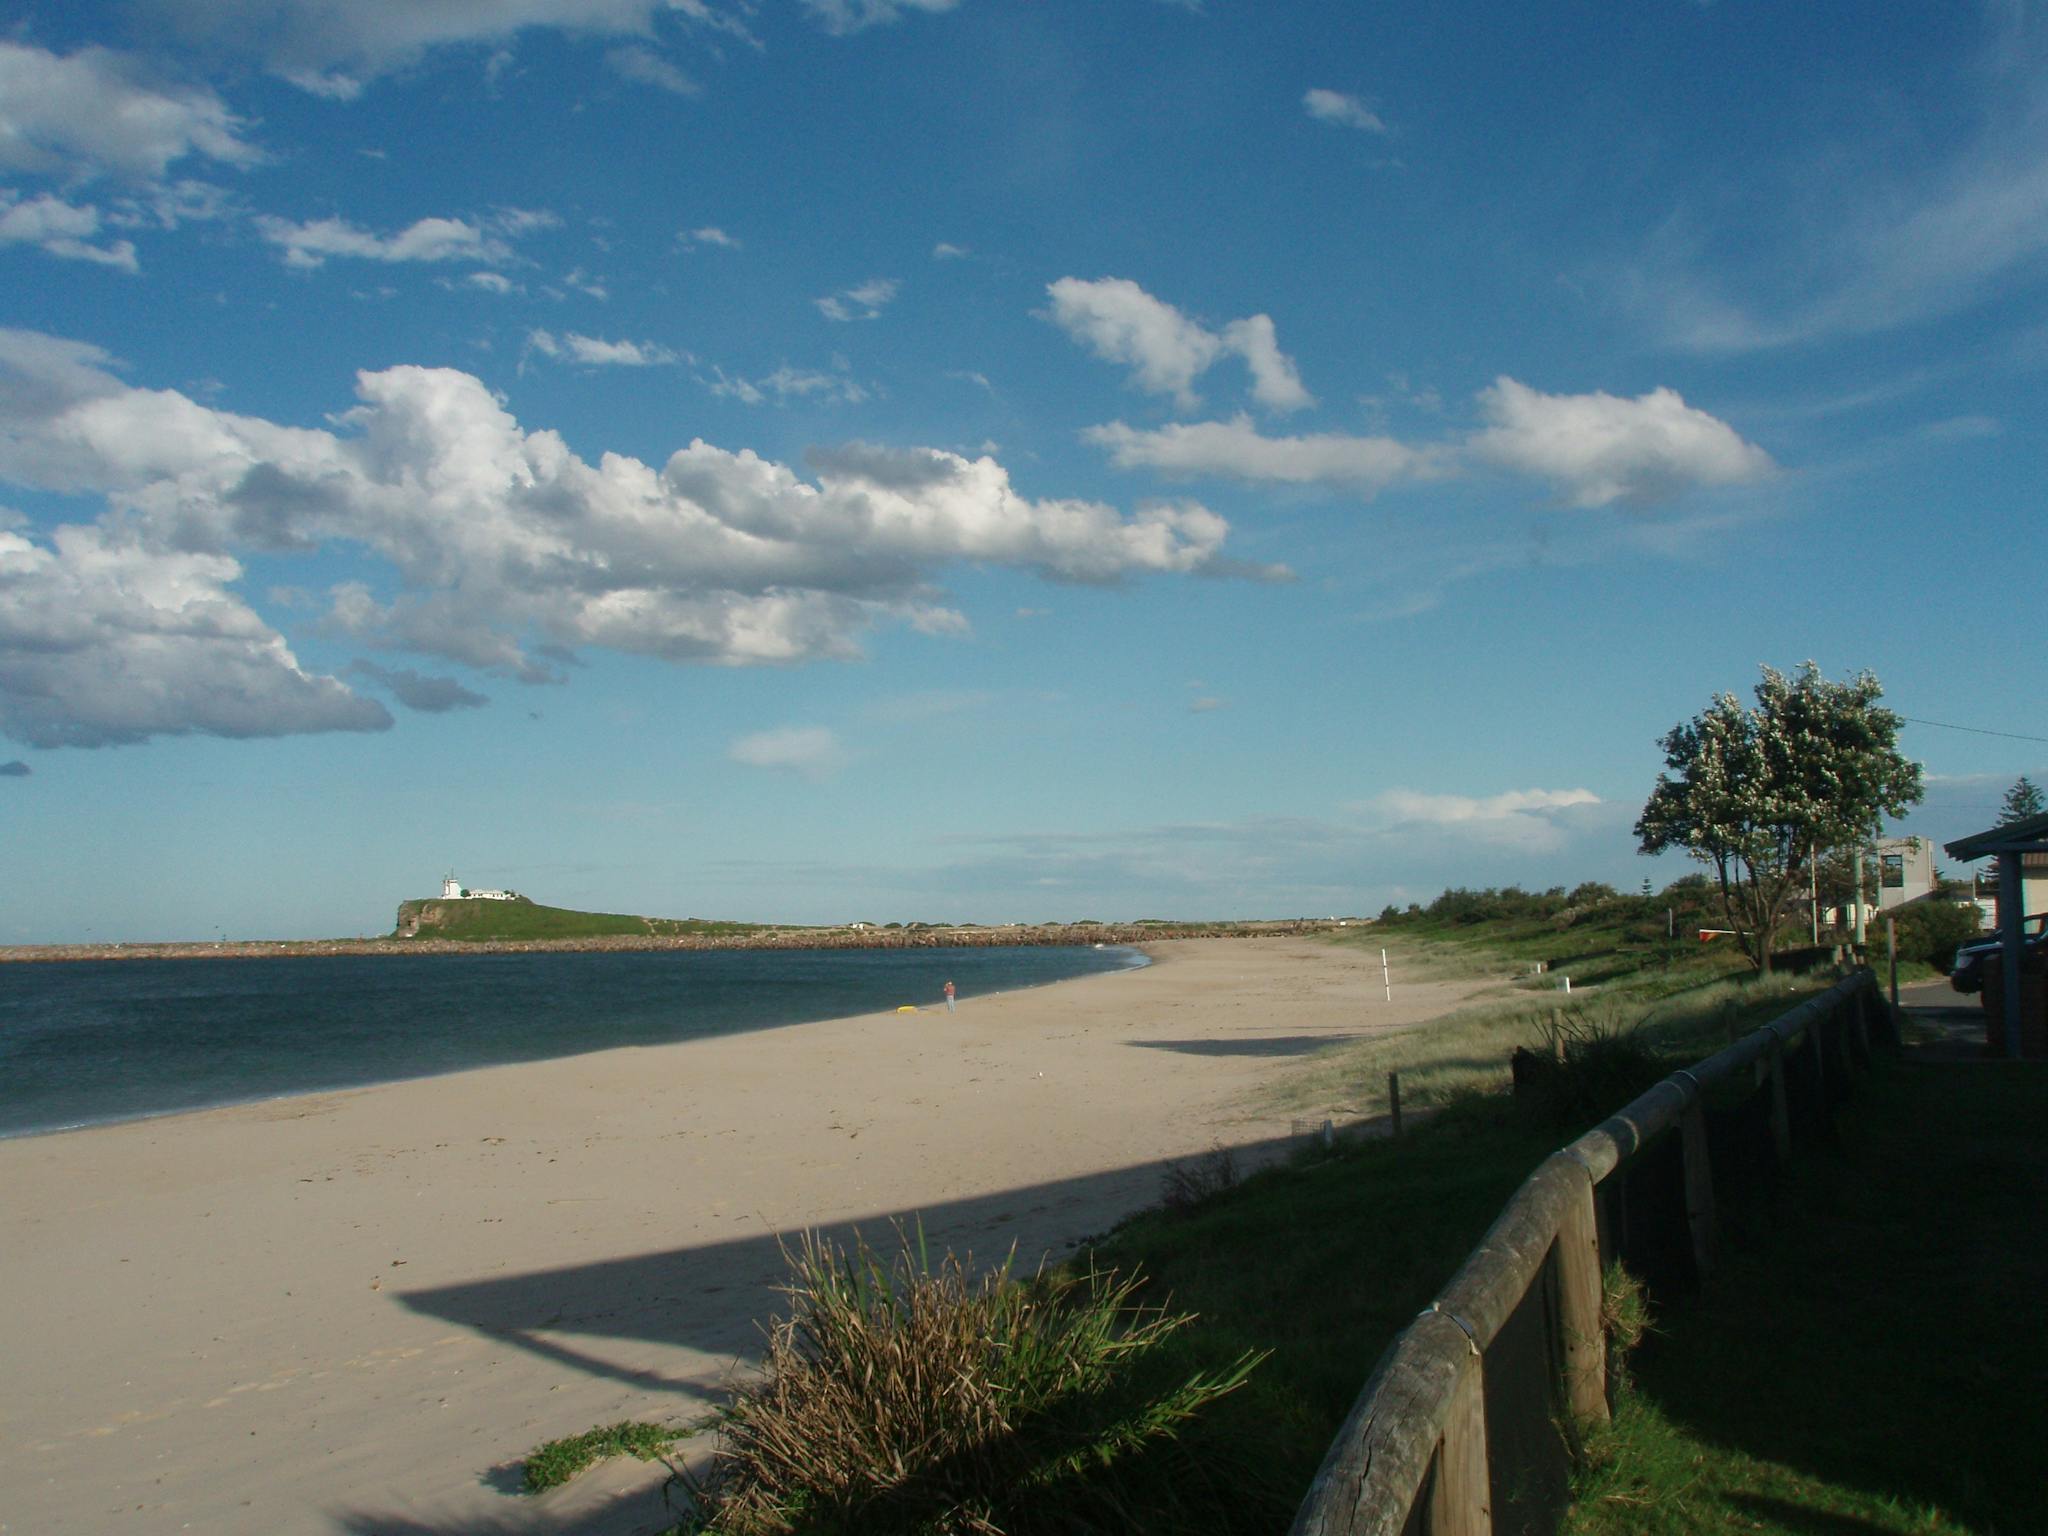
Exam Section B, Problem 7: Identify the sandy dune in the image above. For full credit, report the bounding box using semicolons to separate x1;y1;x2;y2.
0;936;1484;1535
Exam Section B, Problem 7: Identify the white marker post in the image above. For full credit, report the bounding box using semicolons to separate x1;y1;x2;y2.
1380;947;1391;1003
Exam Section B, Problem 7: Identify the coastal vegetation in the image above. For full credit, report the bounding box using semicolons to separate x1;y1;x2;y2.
527;882;2013;1533
393;896;773;943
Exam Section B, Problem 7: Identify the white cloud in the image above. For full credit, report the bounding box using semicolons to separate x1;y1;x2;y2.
0;523;390;748
1085;416;1435;493
0;328;1267;744
800;0;960;35
257;214;519;270
816;277;900;321
705;364;868;406
138;0;759;88
728;725;847;779
0;192;139;272
1363;787;1603;852
464;271;518;294
606;45;697;96
347;660;488;713
932;241;970;259
1044;277;1312;413
1468;377;1774;507
1302;88;1387;134
527;329;680;367
682;225;739;249
0;43;261;182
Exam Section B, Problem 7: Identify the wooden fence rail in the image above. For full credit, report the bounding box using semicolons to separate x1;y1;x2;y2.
1290;969;1890;1536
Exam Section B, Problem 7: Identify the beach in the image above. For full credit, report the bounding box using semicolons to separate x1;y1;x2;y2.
0;936;1487;1536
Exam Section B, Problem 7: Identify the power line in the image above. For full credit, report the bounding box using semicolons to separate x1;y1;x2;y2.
1899;716;2048;744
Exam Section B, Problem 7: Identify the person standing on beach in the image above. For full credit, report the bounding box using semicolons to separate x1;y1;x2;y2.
943;979;956;1013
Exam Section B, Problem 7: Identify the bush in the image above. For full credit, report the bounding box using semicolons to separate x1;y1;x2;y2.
1509;1011;1670;1133
677;1231;1265;1534
1882;900;1986;972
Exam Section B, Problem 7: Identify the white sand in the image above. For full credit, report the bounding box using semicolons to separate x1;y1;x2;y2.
0;937;1484;1535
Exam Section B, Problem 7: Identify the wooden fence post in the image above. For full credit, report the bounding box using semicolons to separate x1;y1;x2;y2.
1764;1037;1792;1166
1678;1091;1716;1277
1554;1163;1608;1426
1425;1352;1491;1536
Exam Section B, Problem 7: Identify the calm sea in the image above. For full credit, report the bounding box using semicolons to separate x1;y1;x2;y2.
0;944;1145;1139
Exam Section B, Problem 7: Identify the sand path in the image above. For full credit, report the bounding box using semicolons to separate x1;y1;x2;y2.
0;936;1481;1535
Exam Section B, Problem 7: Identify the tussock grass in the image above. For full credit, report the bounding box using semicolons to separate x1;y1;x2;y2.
674;1230;1266;1535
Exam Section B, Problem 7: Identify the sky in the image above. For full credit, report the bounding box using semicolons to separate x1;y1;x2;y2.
1;0;2044;942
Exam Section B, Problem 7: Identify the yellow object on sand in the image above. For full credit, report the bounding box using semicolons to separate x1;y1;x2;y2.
896;1005;919;1013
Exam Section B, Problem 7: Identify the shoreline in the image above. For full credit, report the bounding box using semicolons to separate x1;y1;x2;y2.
1;945;1158;1146
0;934;1483;1536
0;918;1349;965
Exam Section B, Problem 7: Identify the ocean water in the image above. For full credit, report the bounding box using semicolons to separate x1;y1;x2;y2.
0;944;1146;1139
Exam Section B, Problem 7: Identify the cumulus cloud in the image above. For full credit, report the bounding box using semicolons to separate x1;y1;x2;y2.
0;523;391;748
932;241;970;259
816;278;900;321
0;759;29;776
0;43;261;182
1088;379;1767;508
729;724;847;779
1302;88;1387;133
348;660;488;713
0;192;138;271
1044;277;1312;413
682;225;739;249
1085;415;1434;493
1468;378;1774;507
527;330;680;367
256;212;531;270
0;328;1263;746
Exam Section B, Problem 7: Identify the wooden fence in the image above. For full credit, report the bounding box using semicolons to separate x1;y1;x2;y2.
1289;969;1892;1536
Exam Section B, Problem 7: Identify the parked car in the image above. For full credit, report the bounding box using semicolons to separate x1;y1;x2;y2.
1951;913;2047;994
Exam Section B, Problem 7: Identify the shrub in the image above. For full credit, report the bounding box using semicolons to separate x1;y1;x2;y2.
1160;1147;1239;1213
677;1231;1265;1534
1883;900;1986;972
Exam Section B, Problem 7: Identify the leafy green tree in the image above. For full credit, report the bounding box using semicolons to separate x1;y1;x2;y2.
1635;663;1923;975
1998;775;2045;826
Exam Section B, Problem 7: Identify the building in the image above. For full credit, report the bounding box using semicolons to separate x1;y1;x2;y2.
441;872;521;902
1874;836;1936;911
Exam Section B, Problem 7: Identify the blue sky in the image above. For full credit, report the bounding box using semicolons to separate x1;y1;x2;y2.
1;0;2043;942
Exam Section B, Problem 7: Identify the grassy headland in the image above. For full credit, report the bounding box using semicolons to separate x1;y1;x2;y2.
393;896;772;942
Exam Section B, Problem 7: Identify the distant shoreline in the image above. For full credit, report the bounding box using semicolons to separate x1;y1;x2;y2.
0;918;1355;965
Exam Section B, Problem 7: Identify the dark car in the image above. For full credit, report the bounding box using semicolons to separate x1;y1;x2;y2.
1951;912;2047;994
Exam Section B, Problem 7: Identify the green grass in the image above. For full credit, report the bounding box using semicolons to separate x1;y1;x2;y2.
1563;1064;2047;1536
397;899;773;942
524;1419;695;1492
1261;909;1809;1124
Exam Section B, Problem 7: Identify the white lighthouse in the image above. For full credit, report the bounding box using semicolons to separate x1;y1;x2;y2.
442;872;463;899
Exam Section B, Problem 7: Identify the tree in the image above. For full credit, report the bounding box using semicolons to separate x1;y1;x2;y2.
1635;663;1923;974
1998;775;2045;826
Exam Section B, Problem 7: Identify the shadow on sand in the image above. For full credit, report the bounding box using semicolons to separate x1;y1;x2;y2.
334;1131;1313;1536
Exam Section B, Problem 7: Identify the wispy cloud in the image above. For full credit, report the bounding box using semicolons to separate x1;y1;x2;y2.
729;725;847;779
1302;88;1387;134
816;277;900;321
